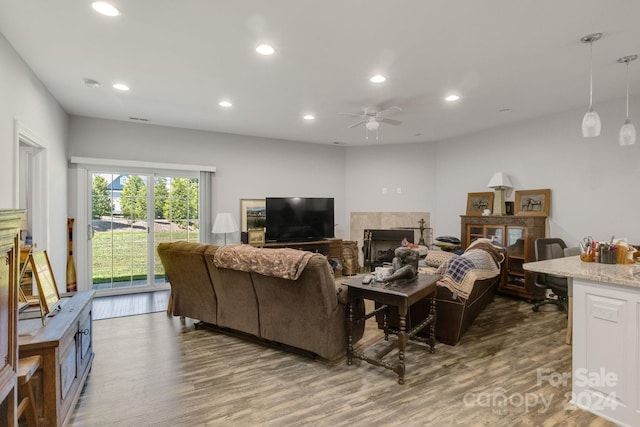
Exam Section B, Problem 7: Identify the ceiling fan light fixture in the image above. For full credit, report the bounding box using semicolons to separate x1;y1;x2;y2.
303;114;315;120
219;101;232;108
365;119;380;131
445;94;460;102
370;74;386;83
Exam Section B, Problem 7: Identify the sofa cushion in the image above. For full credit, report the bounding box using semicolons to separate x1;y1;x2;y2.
204;246;260;336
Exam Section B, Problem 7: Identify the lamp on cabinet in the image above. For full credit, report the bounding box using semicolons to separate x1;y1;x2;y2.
487;172;513;216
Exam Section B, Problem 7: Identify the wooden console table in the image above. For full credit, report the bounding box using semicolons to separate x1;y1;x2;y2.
253;238;343;259
19;291;95;427
344;274;438;384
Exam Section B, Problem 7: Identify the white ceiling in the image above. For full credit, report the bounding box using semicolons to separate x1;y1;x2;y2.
2;1;640;146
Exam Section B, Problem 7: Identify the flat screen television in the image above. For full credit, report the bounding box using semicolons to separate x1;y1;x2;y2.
265;197;334;243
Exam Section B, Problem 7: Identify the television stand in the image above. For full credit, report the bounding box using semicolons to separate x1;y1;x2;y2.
253;238;342;259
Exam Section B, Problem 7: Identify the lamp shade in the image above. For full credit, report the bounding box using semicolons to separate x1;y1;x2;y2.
212;213;239;234
582;108;602;138
487;172;513;189
619;119;637;146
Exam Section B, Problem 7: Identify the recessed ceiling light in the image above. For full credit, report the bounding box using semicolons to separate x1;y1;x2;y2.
91;2;120;17
83;78;100;88
112;83;129;91
370;74;386;83
219;101;232;108
445;94;460;102
303;115;315;120
498;108;512;113
256;44;275;55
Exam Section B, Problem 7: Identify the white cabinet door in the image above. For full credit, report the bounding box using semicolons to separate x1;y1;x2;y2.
573;279;640;427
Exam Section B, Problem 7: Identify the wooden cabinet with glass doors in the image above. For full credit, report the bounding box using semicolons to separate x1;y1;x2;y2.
461;215;546;301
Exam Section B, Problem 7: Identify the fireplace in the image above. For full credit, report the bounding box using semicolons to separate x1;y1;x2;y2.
362;229;415;271
350;212;431;270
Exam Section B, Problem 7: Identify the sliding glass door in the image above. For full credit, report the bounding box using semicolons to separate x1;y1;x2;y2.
152;176;200;282
89;171;199;294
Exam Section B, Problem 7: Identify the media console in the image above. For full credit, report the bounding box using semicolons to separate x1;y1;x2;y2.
251;238;343;260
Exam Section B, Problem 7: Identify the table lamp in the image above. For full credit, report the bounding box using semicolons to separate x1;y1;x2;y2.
212;213;239;245
487;172;513;216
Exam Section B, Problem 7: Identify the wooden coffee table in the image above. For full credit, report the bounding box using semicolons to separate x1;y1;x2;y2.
345;274;438;384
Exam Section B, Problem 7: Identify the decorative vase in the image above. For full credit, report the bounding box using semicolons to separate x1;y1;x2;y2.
67;218;77;292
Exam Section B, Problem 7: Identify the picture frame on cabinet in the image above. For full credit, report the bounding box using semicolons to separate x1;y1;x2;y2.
30;250;61;316
514;189;550;217
248;229;265;245
240;199;266;243
466;192;494;216
505;201;514;216
240;199;266;232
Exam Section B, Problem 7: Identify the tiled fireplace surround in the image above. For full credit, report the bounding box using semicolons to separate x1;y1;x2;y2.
349;212;430;269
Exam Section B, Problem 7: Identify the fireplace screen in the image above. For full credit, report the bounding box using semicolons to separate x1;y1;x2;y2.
362;229;415;271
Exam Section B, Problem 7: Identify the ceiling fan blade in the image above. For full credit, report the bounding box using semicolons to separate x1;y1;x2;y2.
376;105;402;118
381;118;402;126
348;120;366;128
339;112;365;118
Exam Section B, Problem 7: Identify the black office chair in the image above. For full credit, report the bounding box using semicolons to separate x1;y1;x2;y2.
532;238;569;313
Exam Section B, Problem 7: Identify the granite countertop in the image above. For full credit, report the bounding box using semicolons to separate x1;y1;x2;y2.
523;255;640;288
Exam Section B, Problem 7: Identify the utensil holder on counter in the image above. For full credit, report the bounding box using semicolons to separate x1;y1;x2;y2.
600;247;617;264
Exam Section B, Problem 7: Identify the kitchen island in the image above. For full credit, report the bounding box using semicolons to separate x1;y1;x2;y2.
524;256;640;427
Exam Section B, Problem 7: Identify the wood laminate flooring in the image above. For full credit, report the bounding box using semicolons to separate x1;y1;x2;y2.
70;294;615;426
92;290;170;320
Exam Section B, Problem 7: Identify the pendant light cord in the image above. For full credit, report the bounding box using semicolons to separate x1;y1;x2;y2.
589;41;594;108
625;60;630;120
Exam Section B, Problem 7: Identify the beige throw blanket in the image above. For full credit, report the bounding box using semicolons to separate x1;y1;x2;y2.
213;244;317;280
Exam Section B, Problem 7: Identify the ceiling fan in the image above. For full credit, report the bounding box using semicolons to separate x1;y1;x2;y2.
341;106;403;132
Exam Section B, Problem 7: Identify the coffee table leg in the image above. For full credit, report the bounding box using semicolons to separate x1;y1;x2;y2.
397;307;407;385
428;295;436;354
347;299;354;365
383;305;389;341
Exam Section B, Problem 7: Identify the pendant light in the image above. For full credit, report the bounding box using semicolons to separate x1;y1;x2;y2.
581;33;602;138
618;55;638;146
